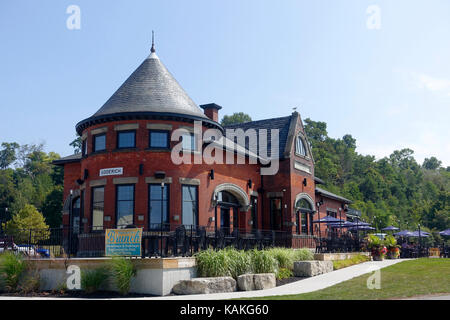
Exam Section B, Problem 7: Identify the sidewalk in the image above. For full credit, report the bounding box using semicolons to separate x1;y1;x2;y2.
0;258;408;300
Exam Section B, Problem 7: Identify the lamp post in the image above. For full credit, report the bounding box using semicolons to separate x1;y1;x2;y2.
160;182;164;257
418;223;422;257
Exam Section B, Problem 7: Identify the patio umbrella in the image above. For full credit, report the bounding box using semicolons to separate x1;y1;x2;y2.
312;216;345;224
394;230;413;237
439;229;450;236
328;221;355;228
348;225;375;231
409;230;430;237
382;226;399;231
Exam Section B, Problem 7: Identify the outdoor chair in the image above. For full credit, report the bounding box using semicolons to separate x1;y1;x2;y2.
193;226;207;252
171;225;188;256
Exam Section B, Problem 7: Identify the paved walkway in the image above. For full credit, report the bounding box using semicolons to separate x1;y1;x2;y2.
0;258;408;300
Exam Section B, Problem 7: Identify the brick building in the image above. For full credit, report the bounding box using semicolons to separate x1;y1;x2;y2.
54;42;354;254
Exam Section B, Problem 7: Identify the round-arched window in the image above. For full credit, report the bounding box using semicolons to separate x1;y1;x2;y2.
296;135;307;156
217;191;239;205
296;198;312;210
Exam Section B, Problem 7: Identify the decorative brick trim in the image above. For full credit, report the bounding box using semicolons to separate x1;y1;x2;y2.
179;178;200;185
113;177;138;184
145;177;173;184
91;127;108;135
114;123;139;131
89;179;107;187
147;123;173;130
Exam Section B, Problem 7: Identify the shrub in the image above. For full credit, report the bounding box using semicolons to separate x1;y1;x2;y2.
109;257;136;295
0;252;26;292
250;249;278;274
292;248;314;262
223;248;252;279
18;269;41;294
276;267;293;280
266;248;293;270
195;249;229;277
81;267;109;294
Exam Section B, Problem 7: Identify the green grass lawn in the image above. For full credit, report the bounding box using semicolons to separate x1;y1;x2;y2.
251;259;450;300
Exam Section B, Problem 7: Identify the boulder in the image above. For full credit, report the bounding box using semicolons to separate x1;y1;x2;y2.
237;274;255;291
172;277;236;295
293;261;333;277
253;273;276;290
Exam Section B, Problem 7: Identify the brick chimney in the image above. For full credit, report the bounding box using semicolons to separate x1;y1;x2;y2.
200;103;222;123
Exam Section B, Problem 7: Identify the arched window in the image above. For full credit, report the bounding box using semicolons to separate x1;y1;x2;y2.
295;198;313;235
296;135;307;156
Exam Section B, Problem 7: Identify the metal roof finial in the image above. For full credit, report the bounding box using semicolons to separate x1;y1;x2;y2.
151;30;155;53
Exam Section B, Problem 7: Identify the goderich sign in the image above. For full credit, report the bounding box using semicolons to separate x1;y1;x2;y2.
105;228;143;256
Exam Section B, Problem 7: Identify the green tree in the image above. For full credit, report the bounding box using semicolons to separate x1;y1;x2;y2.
41;186;63;228
422;157;442;170
70;135;82;153
0;142;19;169
3;204;50;243
220;112;252;126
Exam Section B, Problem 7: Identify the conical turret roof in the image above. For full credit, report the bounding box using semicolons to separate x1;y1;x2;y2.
76;47;218;134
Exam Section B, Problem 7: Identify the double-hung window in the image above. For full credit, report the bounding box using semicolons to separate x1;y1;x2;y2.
91;187;104;231
116;185;134;228
148;184;169;230
149;130;169;149
182;185;198;226
117;130;136;149
93;134;106;152
181;133;196;151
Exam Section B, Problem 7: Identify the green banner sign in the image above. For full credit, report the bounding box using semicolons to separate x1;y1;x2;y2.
105;228;142;256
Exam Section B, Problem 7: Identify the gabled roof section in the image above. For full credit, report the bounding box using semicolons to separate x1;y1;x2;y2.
52;153;82;166
223;115;292;159
315;187;352;204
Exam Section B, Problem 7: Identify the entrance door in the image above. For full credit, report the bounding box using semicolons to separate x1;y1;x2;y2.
270;198;282;231
220;207;231;234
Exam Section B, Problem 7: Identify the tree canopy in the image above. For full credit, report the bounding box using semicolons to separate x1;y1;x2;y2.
220;112;252;126
303;118;449;234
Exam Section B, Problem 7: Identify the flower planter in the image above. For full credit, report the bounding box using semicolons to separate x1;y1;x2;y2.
372;255;384;261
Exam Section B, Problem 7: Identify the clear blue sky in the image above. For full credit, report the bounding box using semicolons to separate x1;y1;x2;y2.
1;0;449;166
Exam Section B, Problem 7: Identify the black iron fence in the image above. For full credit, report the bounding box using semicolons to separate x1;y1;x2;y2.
0;224;308;258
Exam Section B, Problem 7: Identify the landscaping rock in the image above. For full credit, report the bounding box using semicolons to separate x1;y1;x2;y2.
237;274;255;291
172;277;236;295
293;260;333;277
253;273;276;290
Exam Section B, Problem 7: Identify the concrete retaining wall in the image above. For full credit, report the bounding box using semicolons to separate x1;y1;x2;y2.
27;257;196;296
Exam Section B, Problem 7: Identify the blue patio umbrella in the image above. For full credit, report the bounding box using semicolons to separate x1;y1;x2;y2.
382;226;399;231
328;221;354;228
312;216;345;224
409;230;430;237
394;230;413;237
348;225;375;231
439;229;450;236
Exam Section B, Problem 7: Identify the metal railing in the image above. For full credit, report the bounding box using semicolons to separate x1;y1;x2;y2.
0;224;303;258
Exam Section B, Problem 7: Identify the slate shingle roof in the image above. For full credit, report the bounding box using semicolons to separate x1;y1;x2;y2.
223;115;292;159
92;52;208;119
315;187;352;204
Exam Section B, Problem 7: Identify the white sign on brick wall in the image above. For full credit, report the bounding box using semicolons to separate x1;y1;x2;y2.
99;167;123;177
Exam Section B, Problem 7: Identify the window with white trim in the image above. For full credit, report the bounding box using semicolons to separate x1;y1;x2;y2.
296;135;307;156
